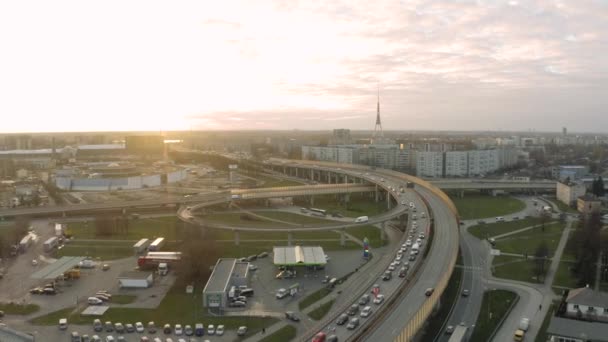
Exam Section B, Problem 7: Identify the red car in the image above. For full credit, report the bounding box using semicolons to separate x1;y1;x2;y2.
313;332;326;342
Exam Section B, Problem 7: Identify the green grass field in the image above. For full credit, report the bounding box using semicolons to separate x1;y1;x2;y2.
299;288;332;311
30;286;277;337
552;261;579;289
302;194;387;218
494;222;565;257
67;216;181;240
492;255;544;283
468;217;547;240
346;225;385;248
308;299;335;320
259;325;297;342
0;302;40;315
469;290;518;342
451;195;525;220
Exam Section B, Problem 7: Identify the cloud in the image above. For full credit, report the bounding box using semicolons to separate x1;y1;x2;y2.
0;0;607;132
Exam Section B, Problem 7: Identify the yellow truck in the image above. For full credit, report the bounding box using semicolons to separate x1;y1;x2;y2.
514;329;525;341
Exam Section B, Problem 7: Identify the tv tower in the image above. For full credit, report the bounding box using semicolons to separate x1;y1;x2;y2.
372;86;384;142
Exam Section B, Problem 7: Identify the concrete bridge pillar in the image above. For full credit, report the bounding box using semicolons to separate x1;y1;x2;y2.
283;166;286;174
459;190;465;198
234;230;240;246
387;192;391;209
381;222;387;241
295;168;298;178
340;229;346;246
375;185;379;202
62;211;66;218
328;172;332;184
288;232;293;246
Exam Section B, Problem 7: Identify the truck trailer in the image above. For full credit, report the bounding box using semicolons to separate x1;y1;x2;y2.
137;252;181;270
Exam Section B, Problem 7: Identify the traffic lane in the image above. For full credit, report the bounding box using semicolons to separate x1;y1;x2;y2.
486;283;542;342
310;194;428;341
366;189;459;341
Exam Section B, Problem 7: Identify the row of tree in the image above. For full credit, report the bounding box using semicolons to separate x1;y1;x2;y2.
569;212;604;287
590;176;606;197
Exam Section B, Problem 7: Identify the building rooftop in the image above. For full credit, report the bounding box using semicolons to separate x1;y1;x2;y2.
567;287;608;308
547;316;608;341
77;144;125;150
118;271;153;280
203;258;236;293
30;256;85;280
578;194;600;202
231;262;249;280
273;246;327;266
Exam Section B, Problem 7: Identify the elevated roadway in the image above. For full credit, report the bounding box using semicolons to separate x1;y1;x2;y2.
429;179;556;190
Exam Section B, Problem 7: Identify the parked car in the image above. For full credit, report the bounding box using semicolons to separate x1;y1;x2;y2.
206;324;215;335
194;323;204;336
93;319;103;332
163;324;172;334
59;318;68;330
230;300;246;307
104;321;113;332
174;324;183;335
184;324;193;336
135;322;144;333
257;252;269;258
215;324;224;336
114;323;125;334
147;322;156;334
248;264;258;271
125;323;134;333
237;326;248;336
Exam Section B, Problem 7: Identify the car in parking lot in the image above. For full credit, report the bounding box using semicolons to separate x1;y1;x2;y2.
276;288;289;299
135;322;144;333
206;324;215;335
346;317;360;330
184;324;193;336
163;324;172;334
230;300;246;307
215;324;225;336
93;319;103;332
147;322;156;333
114;323;124;334
237;326;248;336
125;323;134;333
104;321;113;332
336;313;349;325
372;294;385;304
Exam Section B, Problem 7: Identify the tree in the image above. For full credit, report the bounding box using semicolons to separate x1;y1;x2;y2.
534;241;550;282
598;176;605;197
539;210;551;232
175;224;223;286
94;215;114;237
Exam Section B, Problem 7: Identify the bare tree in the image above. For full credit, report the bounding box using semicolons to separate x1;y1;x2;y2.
94;215;114;237
534;241;550;282
175;224;223;286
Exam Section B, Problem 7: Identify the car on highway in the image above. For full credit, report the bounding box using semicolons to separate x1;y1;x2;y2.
371;284;380;293
399;267;408;278
372;294;385;304
358;294;370;305
360;306;372;317
336;313;349;325
346;317;360;330
327;335;338;342
445;325;454;334
382;271;392;281
425;288;435;297
347;304;359;316
462;289;470;297
409;254;416;261
312;332;326;342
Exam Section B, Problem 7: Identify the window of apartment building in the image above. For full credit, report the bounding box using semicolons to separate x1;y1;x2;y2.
604;307;608;314
573;304;579;309
587;306;594;312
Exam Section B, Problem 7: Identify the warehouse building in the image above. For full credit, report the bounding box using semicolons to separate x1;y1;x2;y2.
118;271;154;288
202;258;250;308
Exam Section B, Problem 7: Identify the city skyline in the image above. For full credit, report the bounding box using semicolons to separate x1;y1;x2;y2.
1;0;607;133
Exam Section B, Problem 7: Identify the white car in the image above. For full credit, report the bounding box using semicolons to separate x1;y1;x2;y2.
206;324;215;335
372;294;385;304
276;288;289;299
248;264;258;271
174;324;183;335
360;306;372;317
31;259;38;266
135;322;144;333
215;325;225;336
405;240;412;247
388;265;396;271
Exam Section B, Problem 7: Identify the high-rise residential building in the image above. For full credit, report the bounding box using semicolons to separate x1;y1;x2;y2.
331;129;352;145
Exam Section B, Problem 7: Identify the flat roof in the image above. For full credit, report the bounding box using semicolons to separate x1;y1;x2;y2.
118;271;153;280
0;326;35;342
547;316;608;341
203;258;236;294
30;256;85;280
273;246;327;266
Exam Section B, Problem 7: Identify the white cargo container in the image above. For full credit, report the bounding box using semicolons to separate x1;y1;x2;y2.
54;223;64;237
43;237;59;252
133;239;150;255
148;238;165;251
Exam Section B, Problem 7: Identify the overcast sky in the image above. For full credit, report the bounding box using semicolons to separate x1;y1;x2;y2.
1;0;607;133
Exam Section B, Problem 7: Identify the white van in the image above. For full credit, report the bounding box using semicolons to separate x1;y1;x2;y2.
355;216;369;223
59;318;68;330
496;217;505;222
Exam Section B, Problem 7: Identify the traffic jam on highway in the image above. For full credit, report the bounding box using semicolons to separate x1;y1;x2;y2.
311;179;432;342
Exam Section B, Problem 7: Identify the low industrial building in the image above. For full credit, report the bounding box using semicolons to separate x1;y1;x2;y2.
564;286;608;322
118;271;154;288
273;246;327;268
202;258;250;308
546;316;608;342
